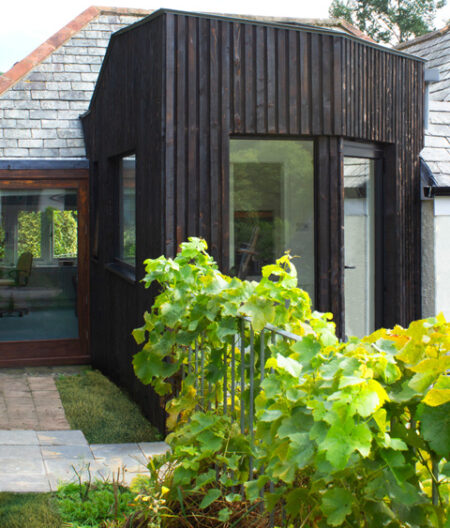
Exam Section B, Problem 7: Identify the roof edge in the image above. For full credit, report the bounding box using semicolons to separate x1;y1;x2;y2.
396;25;450;50
425;186;450;197
95;6;153;16
112;8;425;62
0;5;152;96
203;14;377;43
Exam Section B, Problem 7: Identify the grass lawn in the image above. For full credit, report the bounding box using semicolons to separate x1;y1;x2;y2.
0;493;61;528
56;369;161;444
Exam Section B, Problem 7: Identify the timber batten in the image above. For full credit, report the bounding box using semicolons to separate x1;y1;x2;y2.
82;10;425;432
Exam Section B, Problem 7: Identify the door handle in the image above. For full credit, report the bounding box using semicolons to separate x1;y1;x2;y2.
345;265;356;270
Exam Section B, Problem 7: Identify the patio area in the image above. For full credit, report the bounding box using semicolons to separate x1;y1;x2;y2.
0;368;168;492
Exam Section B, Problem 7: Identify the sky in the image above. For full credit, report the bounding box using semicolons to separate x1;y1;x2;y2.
1;0;450;73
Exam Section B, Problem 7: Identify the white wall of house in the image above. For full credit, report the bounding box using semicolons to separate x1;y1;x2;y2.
422;199;436;317
434;196;450;319
422;196;450;320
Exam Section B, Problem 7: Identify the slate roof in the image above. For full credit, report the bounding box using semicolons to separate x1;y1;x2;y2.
0;7;151;159
422;100;450;186
397;29;450;185
398;27;450;101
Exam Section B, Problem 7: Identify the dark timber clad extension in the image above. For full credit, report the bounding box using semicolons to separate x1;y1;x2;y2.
82;10;425;431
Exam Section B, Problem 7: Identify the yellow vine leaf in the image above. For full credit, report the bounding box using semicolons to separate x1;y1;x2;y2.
410;356;450;373
422;389;450;407
373;408;388;432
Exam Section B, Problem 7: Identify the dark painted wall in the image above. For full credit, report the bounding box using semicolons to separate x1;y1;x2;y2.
82;11;424;431
82;16;165;431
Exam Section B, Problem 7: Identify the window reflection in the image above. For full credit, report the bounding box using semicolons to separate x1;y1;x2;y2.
119;155;136;265
0;188;79;341
229;139;314;301
344;157;375;338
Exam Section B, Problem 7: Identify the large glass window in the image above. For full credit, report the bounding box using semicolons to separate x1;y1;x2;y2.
229;139;314;301
0;188;79;341
119;154;136;266
344;157;375;338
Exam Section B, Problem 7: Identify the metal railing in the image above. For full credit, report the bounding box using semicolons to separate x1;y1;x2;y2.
181;315;302;524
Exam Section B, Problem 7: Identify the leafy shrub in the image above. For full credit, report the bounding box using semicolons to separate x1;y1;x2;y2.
56;479;134;527
133;238;449;527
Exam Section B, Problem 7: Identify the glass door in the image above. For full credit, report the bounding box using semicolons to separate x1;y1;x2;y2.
344;157;376;338
0;187;78;340
0;176;89;366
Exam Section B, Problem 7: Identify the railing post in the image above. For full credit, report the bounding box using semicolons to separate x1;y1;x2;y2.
240;318;246;435
223;346;228;414
231;335;236;415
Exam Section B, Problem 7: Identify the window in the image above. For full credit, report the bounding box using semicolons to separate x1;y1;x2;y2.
118;154;136;266
229;139;314;301
344;157;375;337
342;142;383;339
0;187;79;341
1;189;78;266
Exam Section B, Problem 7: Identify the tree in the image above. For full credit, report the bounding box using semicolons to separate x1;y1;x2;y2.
329;0;447;44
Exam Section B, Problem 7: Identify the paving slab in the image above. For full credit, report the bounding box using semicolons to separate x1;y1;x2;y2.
0;366;166;491
47;462;127;491
91;443;148;473
28;376;58;391
0;446;45;475
0;429;39;445
0;475;51;493
44;458;98;481
41;444;94;460
139;441;170;457
0;371;70;430
0;436;168;492
38;430;88;446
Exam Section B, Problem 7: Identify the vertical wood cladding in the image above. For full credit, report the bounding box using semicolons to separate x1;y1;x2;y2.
82;16;166;432
82;11;424;430
162;13;424;326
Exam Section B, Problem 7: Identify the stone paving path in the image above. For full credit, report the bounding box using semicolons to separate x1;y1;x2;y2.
0;429;169;492
0;368;168;492
0;374;69;430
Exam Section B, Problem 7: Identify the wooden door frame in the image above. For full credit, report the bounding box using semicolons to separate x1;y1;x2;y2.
0;169;90;367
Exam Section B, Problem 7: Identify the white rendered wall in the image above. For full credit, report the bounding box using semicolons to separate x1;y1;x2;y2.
421;199;436;318
434;197;450;320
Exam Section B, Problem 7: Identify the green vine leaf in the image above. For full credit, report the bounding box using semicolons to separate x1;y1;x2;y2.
321;487;353;526
199;488;221;509
418;402;450;458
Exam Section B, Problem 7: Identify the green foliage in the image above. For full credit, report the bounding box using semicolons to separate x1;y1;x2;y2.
2;208;78;263
17;211;42;258
134;238;449;527
53;210;78;258
329;0;446;44
56;480;134;527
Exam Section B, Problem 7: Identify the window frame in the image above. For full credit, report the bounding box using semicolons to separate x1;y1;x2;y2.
115;152;137;271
